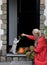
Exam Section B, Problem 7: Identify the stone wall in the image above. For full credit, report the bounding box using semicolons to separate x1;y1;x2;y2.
0;0;7;62
40;0;45;33
0;0;45;62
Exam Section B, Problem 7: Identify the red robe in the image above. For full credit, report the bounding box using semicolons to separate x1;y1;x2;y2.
27;35;47;65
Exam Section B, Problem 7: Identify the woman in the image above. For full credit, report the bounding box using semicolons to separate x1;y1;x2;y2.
21;29;47;65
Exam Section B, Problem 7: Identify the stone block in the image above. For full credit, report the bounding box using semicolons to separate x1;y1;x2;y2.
1;3;7;11
7;57;12;62
4;29;7;35
2;50;6;55
13;57;18;61
40;10;44;15
2;0;7;3
0;14;7;20
2;41;7;45
40;20;44;24
40;0;45;5
2;19;7;24
40;4;45;10
40;29;44;33
1;23;7;30
40;23;44;29
40;4;45;8
1;35;7;41
40;15;45;21
2;45;6;50
2;11;7;14
1;56;6;62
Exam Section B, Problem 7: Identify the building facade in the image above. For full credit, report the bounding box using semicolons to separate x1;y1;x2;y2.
0;0;45;62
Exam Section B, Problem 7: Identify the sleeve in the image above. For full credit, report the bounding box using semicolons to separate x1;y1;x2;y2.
27;35;36;40
34;41;43;53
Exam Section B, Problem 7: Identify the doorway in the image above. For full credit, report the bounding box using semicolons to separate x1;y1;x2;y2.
7;0;40;53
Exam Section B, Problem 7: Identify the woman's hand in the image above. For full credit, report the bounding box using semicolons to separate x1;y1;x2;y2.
21;33;26;37
21;33;28;37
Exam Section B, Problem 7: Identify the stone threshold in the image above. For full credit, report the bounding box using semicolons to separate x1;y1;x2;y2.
6;53;26;57
6;53;32;61
6;53;28;61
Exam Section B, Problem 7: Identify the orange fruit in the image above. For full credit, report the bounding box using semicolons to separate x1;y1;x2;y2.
18;47;25;54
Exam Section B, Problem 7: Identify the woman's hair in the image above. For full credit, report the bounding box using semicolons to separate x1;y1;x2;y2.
32;29;41;37
32;29;41;47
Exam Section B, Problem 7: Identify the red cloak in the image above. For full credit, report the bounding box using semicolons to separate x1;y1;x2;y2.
27;35;47;65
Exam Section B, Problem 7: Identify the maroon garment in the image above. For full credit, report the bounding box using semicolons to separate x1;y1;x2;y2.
27;35;47;65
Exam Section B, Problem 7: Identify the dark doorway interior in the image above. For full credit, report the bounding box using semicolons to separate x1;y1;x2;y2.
16;0;40;51
17;0;40;35
7;0;40;53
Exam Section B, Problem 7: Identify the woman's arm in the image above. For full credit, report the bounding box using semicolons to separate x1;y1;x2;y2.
21;33;36;40
27;35;36;40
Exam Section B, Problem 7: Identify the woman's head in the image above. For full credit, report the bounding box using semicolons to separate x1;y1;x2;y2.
32;29;41;38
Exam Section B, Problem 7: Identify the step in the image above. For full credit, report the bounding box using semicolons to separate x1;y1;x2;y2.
9;61;34;65
0;62;10;65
